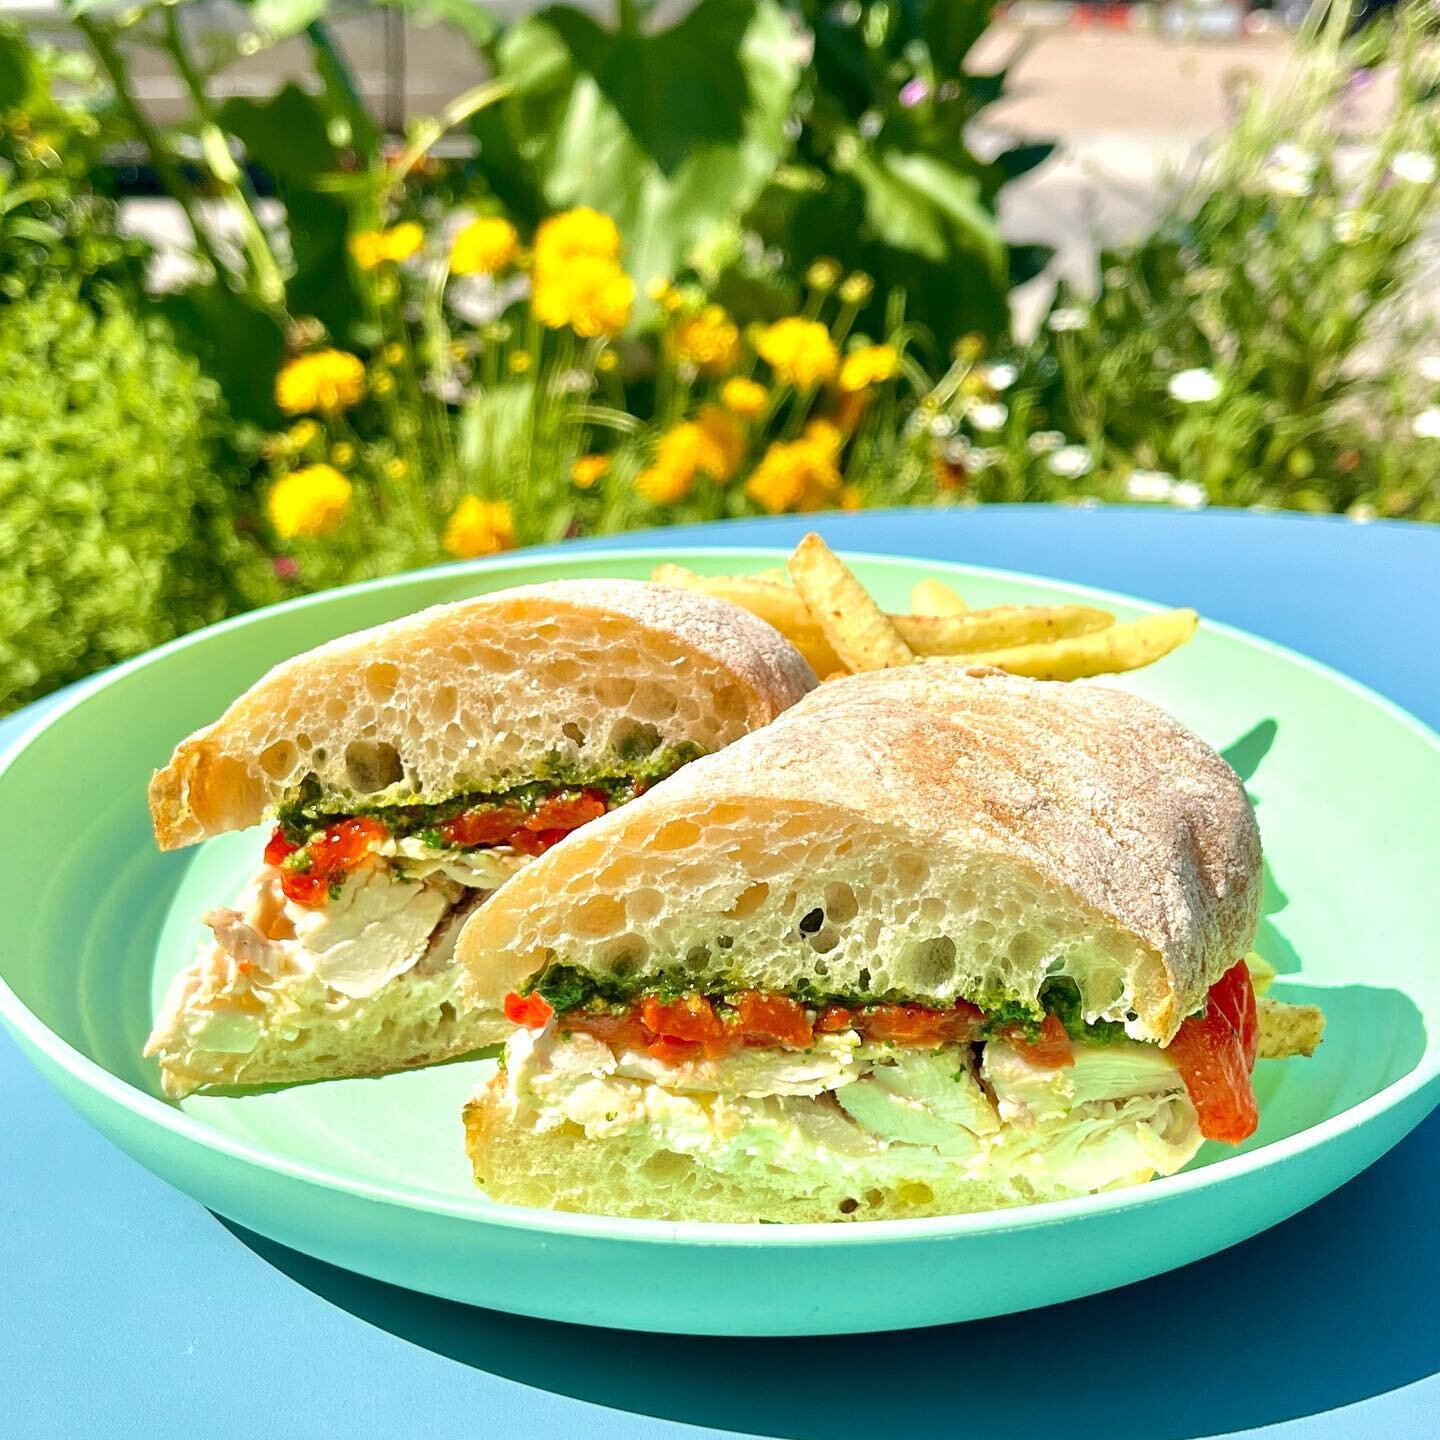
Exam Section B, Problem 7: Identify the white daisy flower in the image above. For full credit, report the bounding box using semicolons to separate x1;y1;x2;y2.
1391;150;1437;186
1047;307;1088;333
1412;406;1440;439
982;362;1018;391
1417;355;1440;383
1171;480;1209;509
968;402;1009;431
1346;503;1377;523
1027;429;1065;454
1047;445;1093;479
1263;143;1317;197
1126;470;1177;502
1168;367;1222;404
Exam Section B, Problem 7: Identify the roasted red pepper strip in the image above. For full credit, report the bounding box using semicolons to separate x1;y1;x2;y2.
1002;1012;1075;1069
504;991;555;1030
1166;961;1259;1143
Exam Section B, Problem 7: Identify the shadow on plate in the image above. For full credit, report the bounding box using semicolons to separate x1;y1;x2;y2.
221;984;1436;1440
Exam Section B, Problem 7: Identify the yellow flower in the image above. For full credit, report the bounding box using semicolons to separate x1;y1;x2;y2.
720;377;768;419
275;350;365;416
371;372;395;398
509;352;532;375
635;463;694;506
443;497;515;559
571;454;610;489
349;222;423;270
596;348;619;374
840;484;864;511
531;255;634;337
669;305;740;376
268;464;352;539
451;216;519;276
744;437;842;515
756;318;839;390
838;271;873;306
533;207;621;271
801;418;843;457
287;419;320;449
696;404;744;480
383;458;408;481
329;441;355;466
839;344;899;393
383;342;405;365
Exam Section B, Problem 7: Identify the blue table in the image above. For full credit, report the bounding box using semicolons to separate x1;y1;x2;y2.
5;506;1439;1440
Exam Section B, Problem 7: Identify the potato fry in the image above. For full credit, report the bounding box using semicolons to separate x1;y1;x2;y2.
751;568;793;588
651;563;843;675
1257;995;1326;1060
892;604;1113;657
937;609;1198;681
1244;952;1278;996
787;533;914;672
909;579;968;616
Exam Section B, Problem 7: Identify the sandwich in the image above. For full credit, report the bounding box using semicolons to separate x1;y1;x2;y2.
458;664;1324;1222
144;579;816;1097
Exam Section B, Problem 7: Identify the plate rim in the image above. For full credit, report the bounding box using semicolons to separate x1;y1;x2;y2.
3;542;1439;1248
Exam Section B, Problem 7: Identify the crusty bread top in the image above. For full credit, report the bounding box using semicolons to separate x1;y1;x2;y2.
149;579;816;850
459;665;1261;1043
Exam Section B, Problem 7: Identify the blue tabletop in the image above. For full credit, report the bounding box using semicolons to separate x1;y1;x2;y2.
5;506;1439;1440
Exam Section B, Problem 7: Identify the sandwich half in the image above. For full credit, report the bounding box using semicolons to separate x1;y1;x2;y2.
458;664;1323;1223
144;579;816;1097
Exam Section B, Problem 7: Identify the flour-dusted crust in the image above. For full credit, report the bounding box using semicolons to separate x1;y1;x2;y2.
460;665;1261;1043
149;579;817;850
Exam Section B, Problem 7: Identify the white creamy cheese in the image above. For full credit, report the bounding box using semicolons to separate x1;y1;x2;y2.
499;1025;1203;1198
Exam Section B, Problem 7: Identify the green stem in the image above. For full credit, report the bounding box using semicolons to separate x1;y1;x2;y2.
74;14;230;286
383;80;512;202
161;7;285;306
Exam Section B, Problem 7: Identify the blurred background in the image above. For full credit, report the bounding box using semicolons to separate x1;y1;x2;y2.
2;0;1436;713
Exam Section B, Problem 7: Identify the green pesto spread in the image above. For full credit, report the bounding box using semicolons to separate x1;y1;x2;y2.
275;741;705;848
520;963;1128;1048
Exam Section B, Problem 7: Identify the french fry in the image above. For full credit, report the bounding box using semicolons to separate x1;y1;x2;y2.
1244;952;1278;996
939;609;1198;681
910;579;968;616
1257;995;1326;1060
892;604;1113;657
787;533;914;672
651;563;843;675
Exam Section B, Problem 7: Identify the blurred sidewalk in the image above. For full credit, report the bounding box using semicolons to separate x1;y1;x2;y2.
973;21;1293;329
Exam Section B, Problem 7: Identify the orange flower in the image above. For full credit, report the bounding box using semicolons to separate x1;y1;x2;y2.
745;436;842;514
838;344;899;393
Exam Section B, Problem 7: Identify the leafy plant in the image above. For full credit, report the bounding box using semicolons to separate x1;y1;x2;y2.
0;21;142;301
1036;1;1440;519
0;283;278;712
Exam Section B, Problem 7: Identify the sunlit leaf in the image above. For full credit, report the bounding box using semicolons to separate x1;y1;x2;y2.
493;0;800;294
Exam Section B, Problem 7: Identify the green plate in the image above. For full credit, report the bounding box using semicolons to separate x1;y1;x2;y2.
2;547;1437;1336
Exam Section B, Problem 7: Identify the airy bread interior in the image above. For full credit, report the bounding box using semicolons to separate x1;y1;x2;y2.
460;667;1261;1044
463;1090;1126;1224
152;962;511;1097
149;579;816;850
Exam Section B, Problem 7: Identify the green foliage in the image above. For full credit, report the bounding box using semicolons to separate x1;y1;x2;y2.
494;0;801;299
0;22;142;301
0;284;277;712
739;0;1049;345
1036;3;1440;519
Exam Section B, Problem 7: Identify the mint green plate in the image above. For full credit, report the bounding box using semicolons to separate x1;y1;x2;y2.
2;547;1437;1336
